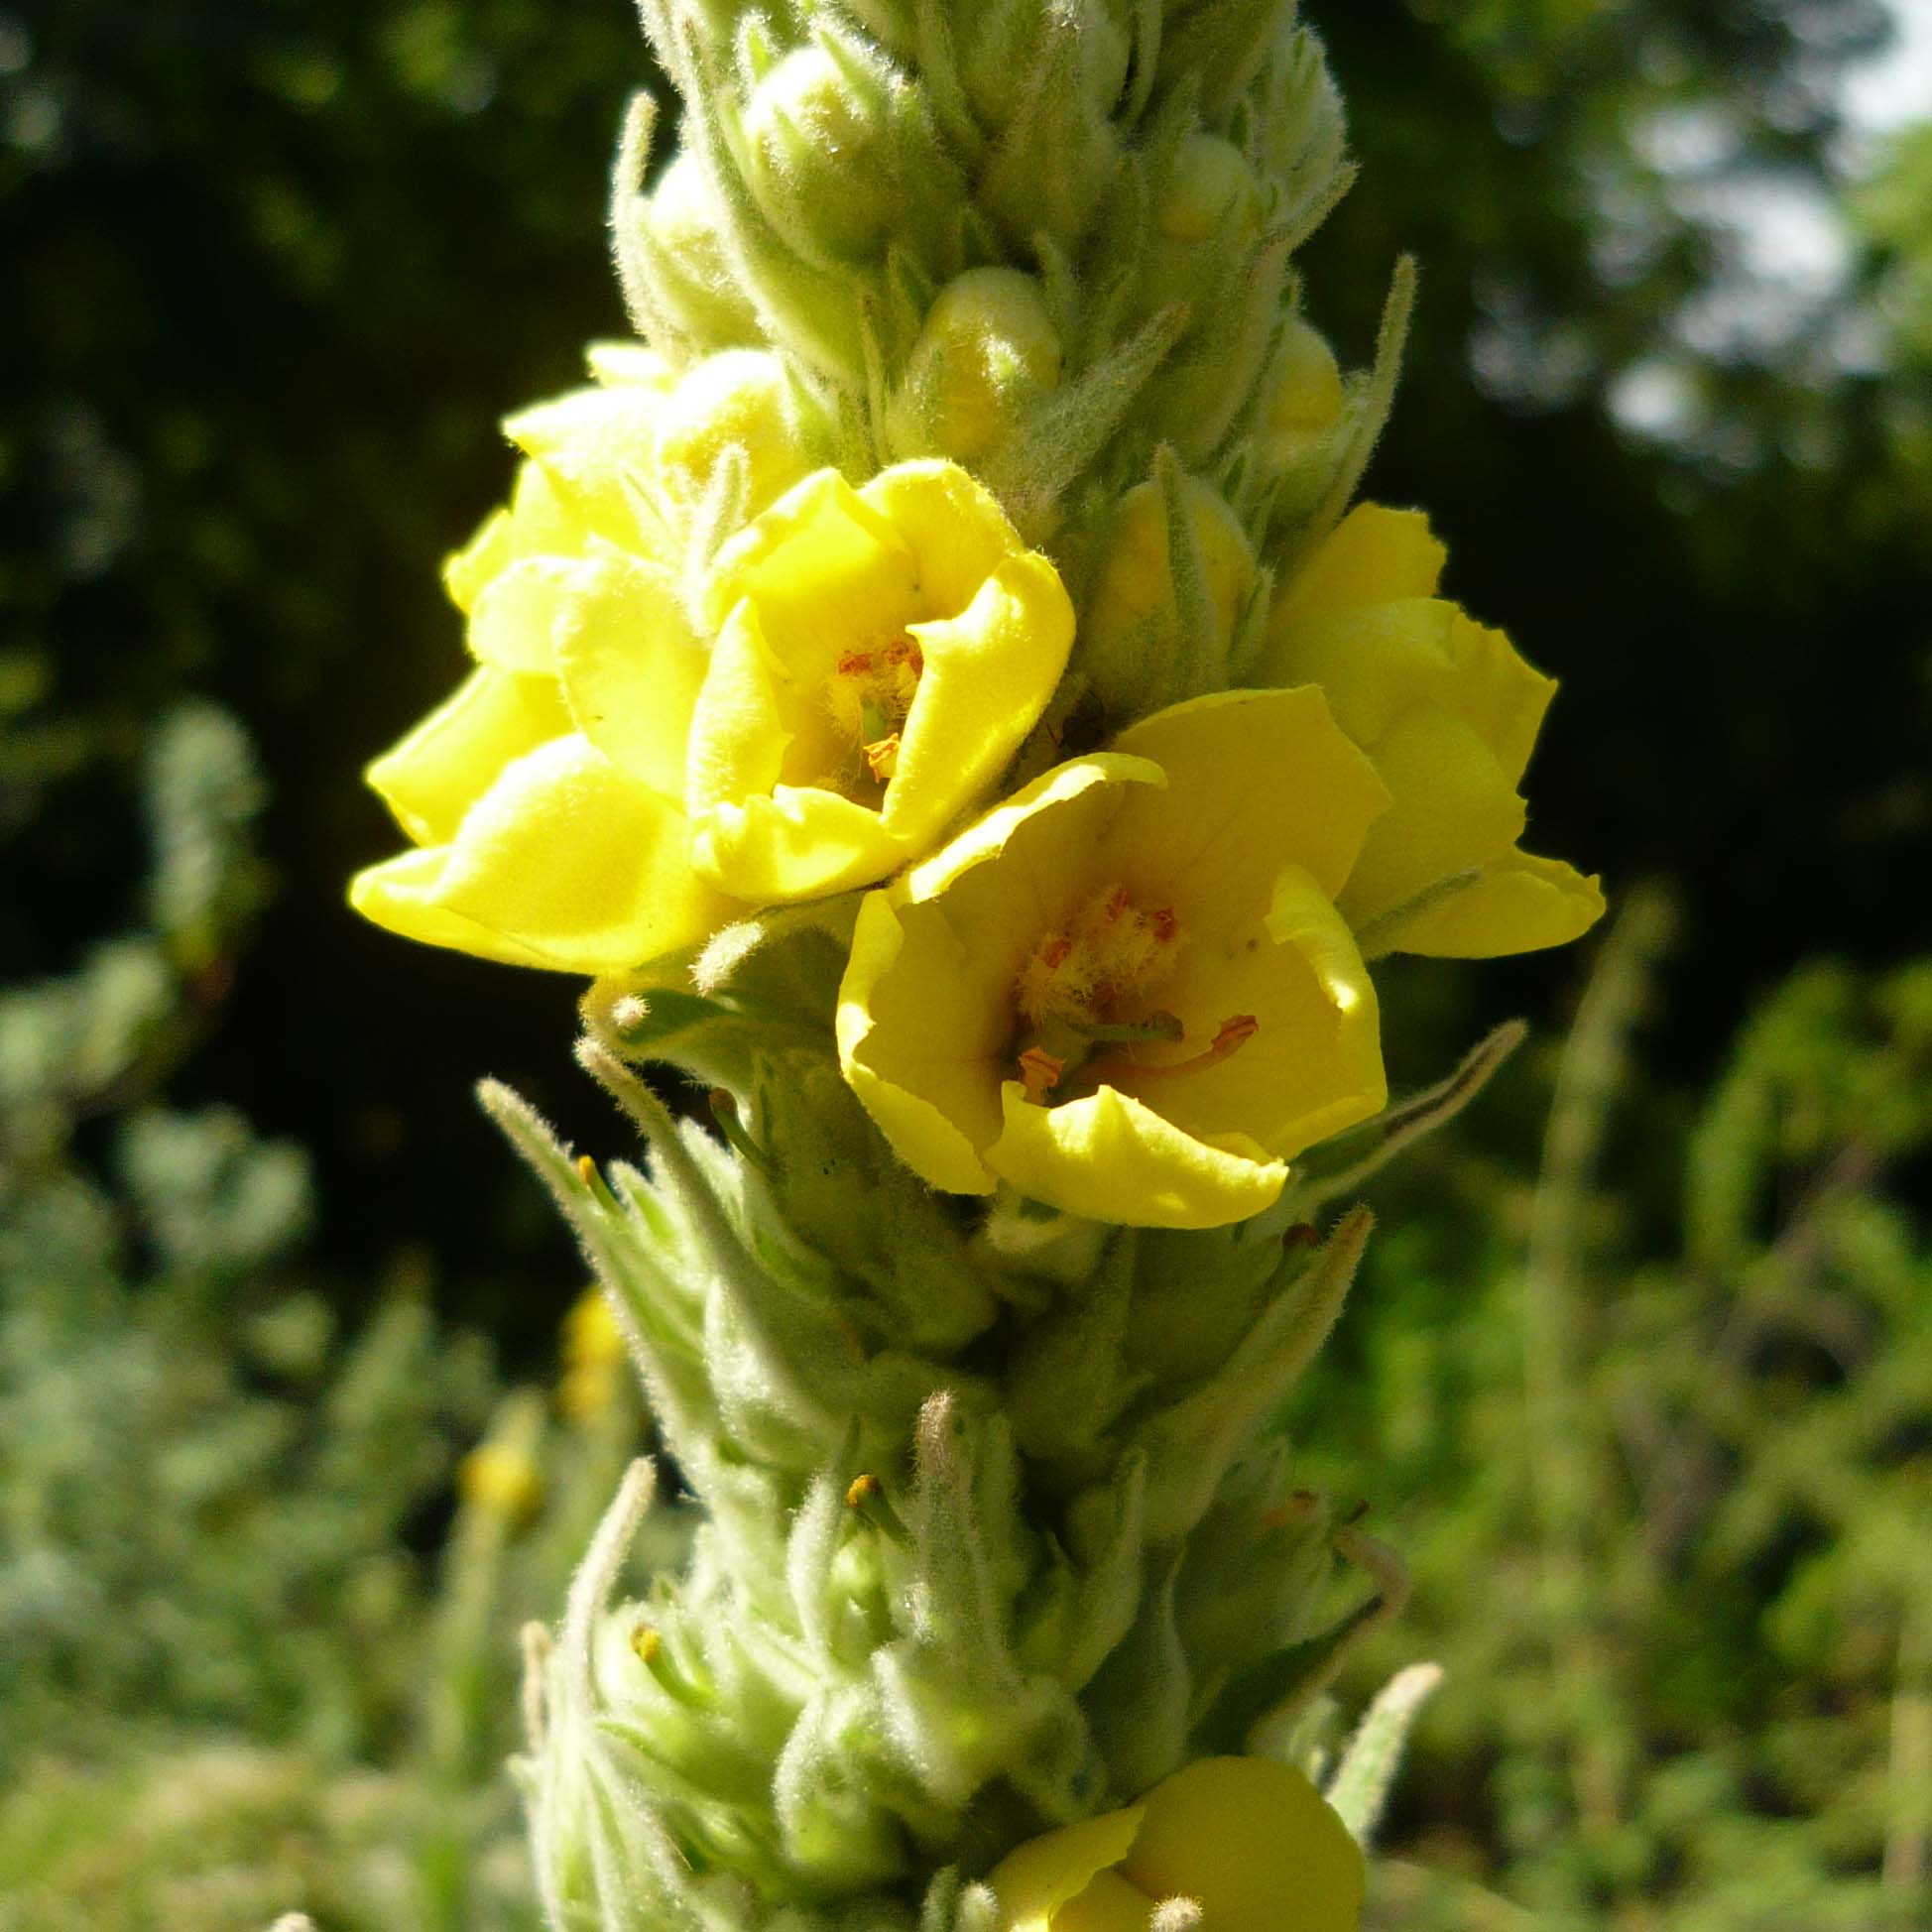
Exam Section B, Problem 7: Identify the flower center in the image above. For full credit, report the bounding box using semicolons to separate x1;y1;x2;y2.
1018;884;1181;1031
824;635;923;790
1011;883;1260;1105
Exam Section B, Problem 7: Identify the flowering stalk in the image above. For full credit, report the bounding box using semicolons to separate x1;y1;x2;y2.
348;1;1603;1926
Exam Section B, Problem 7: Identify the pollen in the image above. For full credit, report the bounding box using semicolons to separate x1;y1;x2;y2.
1016;882;1183;1029
824;632;924;759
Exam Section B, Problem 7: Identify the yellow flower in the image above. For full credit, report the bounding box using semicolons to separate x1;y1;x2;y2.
685;461;1075;903
988;1756;1363;1932
558;1287;627;1422
459;1441;543;1525
351;351;748;974
1261;504;1605;957
836;689;1389;1230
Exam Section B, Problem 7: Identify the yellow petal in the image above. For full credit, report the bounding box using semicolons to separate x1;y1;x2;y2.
351;734;734;975
986;1080;1287;1230
468;555;582;674
1047;1872;1150;1932
443;507;517;614
693;785;904;905
1385;849;1606;958
366;665;570;848
702;467;914;639
504;386;663;552
1108;687;1391;909
839;896;999;1196
1107;864;1385;1159
551;545;707;802
1264;599;1554;788
586;340;676;390
349;848;573;970
652;348;813;520
692;463;1072;901
857;459;1026;624
837;759;1158;1192
1336;707;1526;929
1271;502;1445;627
1121;1757;1364;1932
1441;609;1554;786
986;1805;1147;1932
881;550;1074;855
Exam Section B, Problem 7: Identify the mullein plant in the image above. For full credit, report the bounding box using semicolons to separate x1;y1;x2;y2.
349;2;1604;1927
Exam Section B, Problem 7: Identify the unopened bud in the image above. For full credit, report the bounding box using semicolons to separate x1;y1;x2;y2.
1141;135;1265;319
889;269;1063;463
1082;474;1258;711
638;152;762;348
1258;315;1345;473
743;44;897;260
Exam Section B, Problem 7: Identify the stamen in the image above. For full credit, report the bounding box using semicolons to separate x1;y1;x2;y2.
824;634;924;793
1089;1013;1260;1087
1067;1010;1184;1046
862;732;901;783
1018;1045;1066;1105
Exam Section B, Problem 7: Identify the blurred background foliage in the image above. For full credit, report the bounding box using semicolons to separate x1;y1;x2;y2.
1;0;1927;1925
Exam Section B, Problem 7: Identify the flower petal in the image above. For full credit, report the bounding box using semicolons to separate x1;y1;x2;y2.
985;1806;1147;1932
883;551;1074;852
1265;598;1554;787
1272;502;1445;626
859;458;1031;623
1385;848;1606;958
1121;1757;1364;1932
552;545;708;802
1336;706;1526;928
353;734;734;975
504;384;666;552
468;555;583;673
987;1080;1287;1230
694;785;904;904
1107;864;1385;1158
366;665;570;848
1108;687;1390;909
837;758;1159;1191
702;466;915;639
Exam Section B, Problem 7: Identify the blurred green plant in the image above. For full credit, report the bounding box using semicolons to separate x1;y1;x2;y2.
0;697;647;1930
1307;896;1932;1930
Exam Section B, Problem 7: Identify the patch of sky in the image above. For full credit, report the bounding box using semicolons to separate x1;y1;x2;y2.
1606;0;1929;445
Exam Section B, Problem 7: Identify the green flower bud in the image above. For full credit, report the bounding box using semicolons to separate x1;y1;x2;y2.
887;268;1064;463
1140;134;1265;321
637;151;762;349
960;0;1130;132
742;43;898;262
1257;313;1346;473
1081;470;1258;715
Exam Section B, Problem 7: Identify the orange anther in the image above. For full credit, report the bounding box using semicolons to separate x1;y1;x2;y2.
1212;1014;1260;1054
862;732;902;783
1040;935;1072;969
1150;906;1179;943
1104;887;1133;920
835;650;873;675
1086;1013;1260;1088
1018;1045;1066;1105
